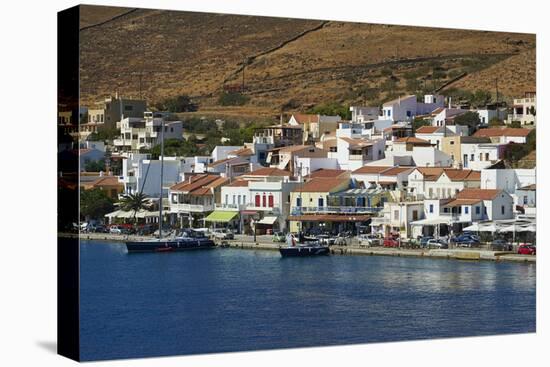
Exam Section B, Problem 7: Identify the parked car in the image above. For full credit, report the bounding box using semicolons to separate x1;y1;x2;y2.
91;224;107;233
211;229;234;240
272;232;286;243
358;234;381;247
452;234;480;247
491;239;511;251
383;236;400;248
427;238;448;249
109;225;122;235
316;234;336;246
517;244;536;255
419;236;434;248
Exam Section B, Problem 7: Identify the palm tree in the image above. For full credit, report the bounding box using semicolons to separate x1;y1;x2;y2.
119;192;149;230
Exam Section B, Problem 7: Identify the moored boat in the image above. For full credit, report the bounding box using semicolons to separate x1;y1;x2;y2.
279;233;330;257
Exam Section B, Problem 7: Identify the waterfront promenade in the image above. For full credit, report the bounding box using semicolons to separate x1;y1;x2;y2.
64;232;535;263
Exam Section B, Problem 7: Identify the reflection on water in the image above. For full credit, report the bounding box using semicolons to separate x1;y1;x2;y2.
79;241;535;361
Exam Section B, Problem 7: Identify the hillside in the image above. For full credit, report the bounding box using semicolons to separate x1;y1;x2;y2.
79;5;536;120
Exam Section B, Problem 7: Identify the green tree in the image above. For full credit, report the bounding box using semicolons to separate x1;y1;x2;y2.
218;91;250;106
470;90;492;108
453;111;481;132
156;95;198;112
80;189;115;221
84;159;105;172
119;192;150;227
412;117;431;132
510;120;522;128
87;128;120;142
309;102;351;120
488;117;504;127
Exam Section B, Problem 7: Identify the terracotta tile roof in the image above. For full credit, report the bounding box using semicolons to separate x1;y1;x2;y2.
228;147;253;156
415;126;439;134
339;137;374;147
245;167;291;177
413;168;481;182
445;198;482;207
394;136;432;144
352;166;391;174
519;183;536;191
291;113;319;124
442;169;481;182
293;178;349;193
473;127;532;138
170;174;228;195
306;169;349;179
208;157;234;168
456;188;502;200
226;180;250;187
383;124;410;132
91;176;121;187
380;167;414;176
430;107;445;115
278;144;317;153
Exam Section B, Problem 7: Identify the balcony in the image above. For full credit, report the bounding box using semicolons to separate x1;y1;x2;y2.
170;203;214;213
245;205;280;214
291;206;384;215
215;204;246;211
349;154;366;161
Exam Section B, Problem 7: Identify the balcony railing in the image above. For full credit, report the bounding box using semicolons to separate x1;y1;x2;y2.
170;203;214;213
291;206;384;215
215;204;247;211
245;205;280;213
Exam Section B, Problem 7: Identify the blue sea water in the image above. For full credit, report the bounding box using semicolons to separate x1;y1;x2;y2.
79;241;536;361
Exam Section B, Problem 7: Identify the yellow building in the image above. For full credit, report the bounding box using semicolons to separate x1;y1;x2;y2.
289;178;374;233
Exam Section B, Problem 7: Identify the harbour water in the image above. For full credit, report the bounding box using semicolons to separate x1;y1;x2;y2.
80;240;536;361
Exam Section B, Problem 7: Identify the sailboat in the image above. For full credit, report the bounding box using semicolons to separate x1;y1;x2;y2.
125;118;215;253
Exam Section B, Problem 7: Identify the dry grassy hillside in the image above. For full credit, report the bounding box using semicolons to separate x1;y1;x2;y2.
446;48;536;97
79;5;536;119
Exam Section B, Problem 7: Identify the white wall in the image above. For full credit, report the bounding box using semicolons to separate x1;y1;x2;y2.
211;146;243;161
296;157;339;177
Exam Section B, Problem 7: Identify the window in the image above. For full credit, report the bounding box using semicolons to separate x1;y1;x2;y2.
436;188;441;198
329;147;337;153
485;153;490;161
450;141;455;145
523;196;528;205
480;153;483;161
318;197;324;207
501;205;505;215
412;210;418;221
464;206;469;214
124;105;133;111
268;195;274;207
476;206;480;215
232;195;236;205
470;154;475;161
296;197;302;207
394;210;399;221
255;194;261;207
406;111;412;117
388;110;392;117
238;195;241;205
428;188;433;198
262;195;266;207
225;194;228;205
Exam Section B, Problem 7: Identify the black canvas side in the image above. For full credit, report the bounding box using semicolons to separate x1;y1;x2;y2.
57;5;80;362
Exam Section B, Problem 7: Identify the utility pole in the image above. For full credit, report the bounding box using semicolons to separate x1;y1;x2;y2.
242;56;246;92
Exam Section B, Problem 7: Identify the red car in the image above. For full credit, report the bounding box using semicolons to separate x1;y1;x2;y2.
383;236;400;248
517;244;536;255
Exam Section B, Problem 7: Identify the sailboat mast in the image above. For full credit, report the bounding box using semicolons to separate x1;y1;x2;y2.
159;118;165;239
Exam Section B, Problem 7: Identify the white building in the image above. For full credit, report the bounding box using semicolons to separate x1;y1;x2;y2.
430;108;467;127
473;127;533;144
415;125;457;150
407;167;481;200
441;188;514;222
350;106;380;122
211;146;244;162
352;166;414;190
114;113;183;152
386;137;453;167
335;137;386;171
480;168;536;194
120;154;184;198
381;94;444;122
475;108;507;125
461;142;506;170
507;92;536;126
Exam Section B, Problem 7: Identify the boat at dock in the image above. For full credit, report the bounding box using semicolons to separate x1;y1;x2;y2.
125;118;215;254
279;233;330;257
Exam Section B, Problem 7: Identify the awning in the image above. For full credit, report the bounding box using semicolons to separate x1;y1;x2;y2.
411;217;453;226
204;211;238;223
104;209;159;219
258;216;278;225
289;214;371;222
